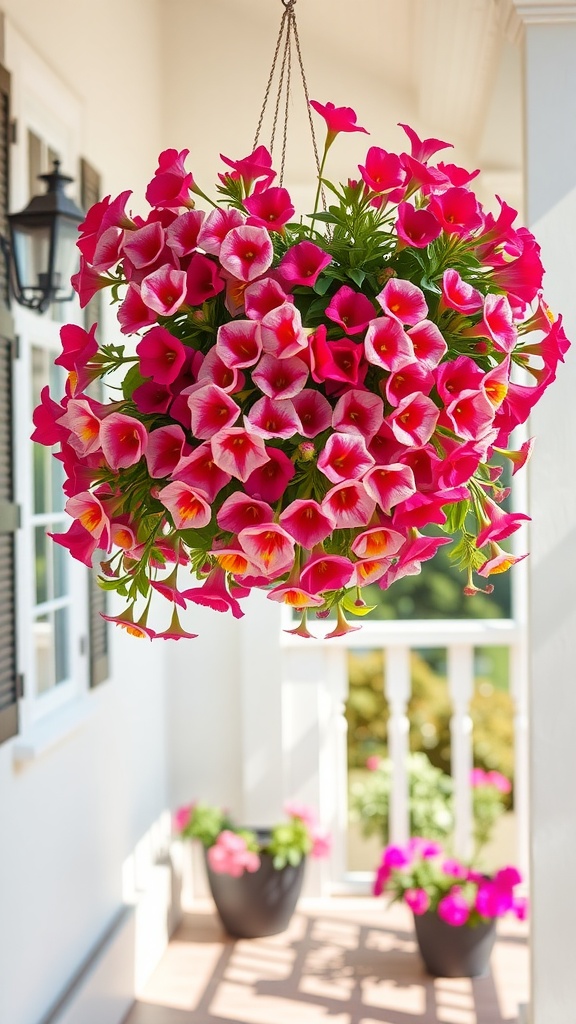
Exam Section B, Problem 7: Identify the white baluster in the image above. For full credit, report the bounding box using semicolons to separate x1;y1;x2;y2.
448;644;474;859
385;645;411;845
510;635;530;879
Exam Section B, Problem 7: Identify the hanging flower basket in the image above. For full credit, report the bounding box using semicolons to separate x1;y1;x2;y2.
32;95;569;639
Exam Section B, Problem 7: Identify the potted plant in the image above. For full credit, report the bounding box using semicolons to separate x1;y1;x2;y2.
373;838;527;977
174;800;331;938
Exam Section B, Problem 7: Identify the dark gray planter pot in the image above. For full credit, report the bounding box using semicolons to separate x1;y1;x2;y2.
413;911;497;977
204;837;306;939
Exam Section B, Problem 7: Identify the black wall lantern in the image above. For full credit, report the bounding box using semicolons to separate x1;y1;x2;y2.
7;160;84;314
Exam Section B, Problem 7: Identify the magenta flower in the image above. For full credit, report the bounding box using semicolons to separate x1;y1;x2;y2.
57;398;102;457
396;202;441;247
310;329;366;386
478;545;528;578
278;240;332;287
157;481;211;530
332;389;384;441
358;147;405;194
405;888;430;916
216;492;274;533
117;283;156;334
31;387;67;446
145;147;194;210
440;268;483;314
237;523;295;576
145;425;186;478
479;293;517;353
197;206;245;256
245;396;301;440
279;499;336;549
365;755;381;771
187;383;241;440
140;265;187;316
137;325;187;385
360;464;414;512
364;316;414;371
210;426;270;482
438;890;470;927
185;252;225;306
325;285;376;336
398;123;452;163
55;322;98;376
310;826;332;859
66;491;110;545
219;225;273;282
350;525;404;559
244;446;296;503
300;554;355;595
317;431;374;484
49;519;100;568
216;319;262;369
435;354;484;405
244;186;295;232
352;557;392;587
442;858;468;880
407;320;447;369
182;566;245;619
377;279;428;326
220;144;276;191
173;442;231;502
71;257;110;309
310;99;368;146
173;803;194;833
445;389;495;441
486;771;512;794
207;830;260;877
166;209;205;257
123;221;165;269
197;348;241;393
291;389;333;437
389;392;439;447
261;302;307;359
428;187;484;239
244;277;291;320
385;363;434;407
252;353;308;400
322;481;376;529
100;413;147;471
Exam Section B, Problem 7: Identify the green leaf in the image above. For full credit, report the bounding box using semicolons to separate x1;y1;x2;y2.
313;275;334;297
341;592;376;617
122;363;146;400
443;500;470;534
346;267;366;288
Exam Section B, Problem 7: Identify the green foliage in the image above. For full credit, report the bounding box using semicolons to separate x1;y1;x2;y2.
267;817;312;870
180;803;231;847
350;753;455;844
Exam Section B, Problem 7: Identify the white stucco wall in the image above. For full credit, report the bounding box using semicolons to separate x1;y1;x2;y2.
0;5;170;1024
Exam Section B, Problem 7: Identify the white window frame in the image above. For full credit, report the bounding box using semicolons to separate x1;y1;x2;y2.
7;23;90;736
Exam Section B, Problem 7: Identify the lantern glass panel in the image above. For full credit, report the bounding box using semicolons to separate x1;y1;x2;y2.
11;221;51;295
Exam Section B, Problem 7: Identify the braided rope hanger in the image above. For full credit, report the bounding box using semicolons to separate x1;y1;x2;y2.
253;0;326;208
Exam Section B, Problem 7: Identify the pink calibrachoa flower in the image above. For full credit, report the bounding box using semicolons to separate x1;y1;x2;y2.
352;556;392;586
322;480;376;529
366;755;381;771
300;554;355;595
174;803;195;832
396;202;441;247
291;389;333;437
101;605;157;640
66;491;110;545
145;148;194;210
244;277;291;320
309;328;366;386
279;499;336;548
187;384;241;440
57;398;102;457
210;426;270;482
364;316;415;371
445;388;495;441
377;278;428;325
197;206;245;255
237;523;295;576
407;320;447;368
350;525;405;559
165;209;205;256
245;396;301;439
219;224;273;282
317;431;374;484
244;186;295;232
185;252;225;306
260;302;308;359
181;566;245;619
278;240;332;287
123;221;166;269
440;268;483;314
216;492;275;533
243;447;296;503
477;543;528;577
207;831;260;877
31;387;67;446
399;122;452;163
157;481;212;530
310;99;368;145
100;413;147;471
220;144;276;192
150;564;187;609
332;389;384;440
267;567;325;609
325;285;376;335
197;348;240;393
359;147;406;195
385;363;435;407
140;265;187;316
216;319;262;369
389;392;439;447
118;283;157;334
477;292;517;353
136;325;187;385
145;424;186;478
252;353;308;399
428;187;484;239
173;442;232;502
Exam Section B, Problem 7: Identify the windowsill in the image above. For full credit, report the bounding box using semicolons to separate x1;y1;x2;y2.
12;697;92;764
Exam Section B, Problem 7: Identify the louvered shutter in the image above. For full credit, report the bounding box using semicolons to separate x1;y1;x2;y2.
0;64;19;742
80;158;109;688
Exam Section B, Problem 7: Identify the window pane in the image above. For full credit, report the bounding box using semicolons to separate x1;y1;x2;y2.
54;607;69;684
53;536;68;598
34;614;54;695
35;526;48;604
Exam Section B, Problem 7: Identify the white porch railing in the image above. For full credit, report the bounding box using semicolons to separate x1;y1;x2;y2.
279;615;529;893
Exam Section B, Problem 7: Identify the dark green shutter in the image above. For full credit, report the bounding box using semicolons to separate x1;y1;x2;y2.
0;63;19;742
80;158;109;688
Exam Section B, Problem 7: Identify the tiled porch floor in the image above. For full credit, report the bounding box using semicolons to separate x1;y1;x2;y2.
123;898;528;1024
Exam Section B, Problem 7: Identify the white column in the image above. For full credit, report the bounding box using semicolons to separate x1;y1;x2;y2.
505;4;576;1022
384;645;411;845
447;644;474;860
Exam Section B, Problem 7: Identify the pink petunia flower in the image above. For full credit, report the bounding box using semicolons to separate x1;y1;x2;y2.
216;319;262;369
244;277;291;320
396;202;441;247
278;240;332;287
377;279;428;326
279;499;336;549
100;413;148;471
325;285;376;336
244;447;296;503
145;424;186;478
389;392;439;447
321;480;376;529
359;147;406;194
157;481;212;530
219;225;274;282
185;253;225;306
440;268;483;314
244;186;295;232
187;383;241;440
173;442;232;502
407;320;447;369
181;566;245;619
310;99;368;146
197;206;245;256
300;554;355;595
364;317;415;371
140;265;188;316
405;888;430;915
260;302;308;359
252;353;308;400
237;523;295;576
220;144;276;192
216;492;275;533
437;890;470;927
291;389;333;437
210;427;270;482
245;396;301;440
137;325;187;385
332;389;384;440
166;209;205;257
